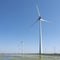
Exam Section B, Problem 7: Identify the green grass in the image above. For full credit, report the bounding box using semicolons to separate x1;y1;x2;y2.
10;57;42;60
0;56;4;58
0;54;60;60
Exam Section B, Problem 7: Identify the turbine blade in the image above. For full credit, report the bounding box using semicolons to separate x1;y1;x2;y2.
31;19;39;27
36;5;40;16
40;19;48;22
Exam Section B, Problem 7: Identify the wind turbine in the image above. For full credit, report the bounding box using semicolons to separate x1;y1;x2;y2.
33;5;48;54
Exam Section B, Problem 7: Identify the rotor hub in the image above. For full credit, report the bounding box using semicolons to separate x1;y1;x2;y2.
38;16;41;20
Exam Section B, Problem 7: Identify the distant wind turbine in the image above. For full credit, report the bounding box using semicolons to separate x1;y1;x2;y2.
33;5;48;54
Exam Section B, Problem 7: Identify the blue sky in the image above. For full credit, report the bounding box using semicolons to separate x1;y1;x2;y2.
0;0;60;53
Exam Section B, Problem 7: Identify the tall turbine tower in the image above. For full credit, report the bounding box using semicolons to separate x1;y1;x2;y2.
34;5;48;54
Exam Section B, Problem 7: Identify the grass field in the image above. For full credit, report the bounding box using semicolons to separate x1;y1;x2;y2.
0;53;60;60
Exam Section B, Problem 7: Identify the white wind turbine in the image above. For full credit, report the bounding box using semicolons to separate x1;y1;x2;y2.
33;5;48;54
